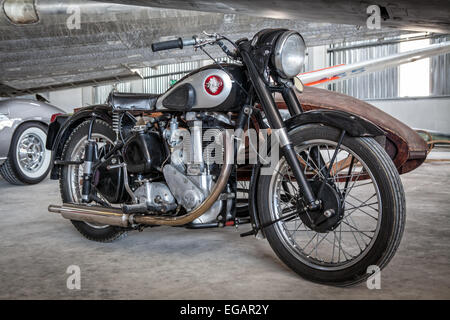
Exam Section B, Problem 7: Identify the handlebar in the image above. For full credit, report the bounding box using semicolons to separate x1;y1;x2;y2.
151;34;238;59
151;38;196;52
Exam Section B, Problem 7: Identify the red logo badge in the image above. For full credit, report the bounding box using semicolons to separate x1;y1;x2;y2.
204;75;224;95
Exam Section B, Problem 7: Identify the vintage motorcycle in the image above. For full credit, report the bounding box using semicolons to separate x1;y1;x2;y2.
46;29;405;286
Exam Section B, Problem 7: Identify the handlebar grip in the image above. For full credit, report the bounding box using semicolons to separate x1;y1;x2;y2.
151;38;184;52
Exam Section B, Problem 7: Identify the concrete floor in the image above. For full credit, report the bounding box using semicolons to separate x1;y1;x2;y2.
0;162;449;299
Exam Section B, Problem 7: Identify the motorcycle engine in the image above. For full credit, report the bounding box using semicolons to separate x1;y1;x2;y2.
120;112;233;224
161;112;233;223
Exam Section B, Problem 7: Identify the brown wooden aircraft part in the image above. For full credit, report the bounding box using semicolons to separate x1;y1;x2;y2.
275;86;428;175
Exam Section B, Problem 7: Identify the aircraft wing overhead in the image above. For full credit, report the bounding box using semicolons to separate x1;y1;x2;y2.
1;0;421;97
94;0;450;33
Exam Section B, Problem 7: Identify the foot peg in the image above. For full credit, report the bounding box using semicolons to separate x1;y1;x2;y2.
240;229;257;237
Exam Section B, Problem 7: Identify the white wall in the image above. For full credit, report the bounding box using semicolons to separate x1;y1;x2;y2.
367;96;450;134
48;88;82;113
81;87;93;107
48;87;93;113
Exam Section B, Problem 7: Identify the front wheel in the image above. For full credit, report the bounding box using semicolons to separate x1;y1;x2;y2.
258;124;405;286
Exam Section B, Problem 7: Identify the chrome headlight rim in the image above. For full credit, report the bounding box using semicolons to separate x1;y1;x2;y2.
273;31;306;79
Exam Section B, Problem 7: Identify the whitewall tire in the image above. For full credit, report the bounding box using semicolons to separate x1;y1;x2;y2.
0;122;51;185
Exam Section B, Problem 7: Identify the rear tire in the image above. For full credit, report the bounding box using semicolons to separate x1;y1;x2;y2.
258;124;405;286
0;122;51;185
59;119;127;242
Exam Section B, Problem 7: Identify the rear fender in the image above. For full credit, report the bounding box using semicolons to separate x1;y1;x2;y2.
48;104;112;179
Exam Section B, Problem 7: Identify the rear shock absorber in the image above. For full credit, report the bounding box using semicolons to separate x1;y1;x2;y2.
81;116;99;203
112;111;121;142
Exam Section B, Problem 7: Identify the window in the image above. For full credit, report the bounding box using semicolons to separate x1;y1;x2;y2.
399;39;430;97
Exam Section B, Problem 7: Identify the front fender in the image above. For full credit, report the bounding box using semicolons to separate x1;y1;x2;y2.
284;109;384;137
48;104;112;179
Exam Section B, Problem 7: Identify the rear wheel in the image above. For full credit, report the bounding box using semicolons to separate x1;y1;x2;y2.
258;125;405;286
59;119;127;242
0;122;51;185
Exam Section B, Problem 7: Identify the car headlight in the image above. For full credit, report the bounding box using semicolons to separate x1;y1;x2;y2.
273;31;306;79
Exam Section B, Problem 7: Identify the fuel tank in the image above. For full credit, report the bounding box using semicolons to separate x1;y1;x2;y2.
156;64;247;112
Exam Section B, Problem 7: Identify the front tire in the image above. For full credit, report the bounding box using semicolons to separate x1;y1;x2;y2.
258;124;405;286
0;122;51;185
59;119;127;242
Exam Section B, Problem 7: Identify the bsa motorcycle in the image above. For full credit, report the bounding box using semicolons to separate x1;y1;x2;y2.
47;29;405;286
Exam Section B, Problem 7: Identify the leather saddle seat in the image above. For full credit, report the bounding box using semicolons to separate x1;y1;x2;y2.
107;92;160;111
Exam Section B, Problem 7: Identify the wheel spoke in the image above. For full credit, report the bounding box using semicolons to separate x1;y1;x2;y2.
301;233;318;251
341;220;373;239
348;215;370;246
344;166;365;201
344;217;364;253
304;146;326;179
346;193;379;212
344;193;378;220
325;229;353;260
307;232;328;257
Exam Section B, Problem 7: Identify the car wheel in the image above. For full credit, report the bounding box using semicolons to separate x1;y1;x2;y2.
0;122;52;185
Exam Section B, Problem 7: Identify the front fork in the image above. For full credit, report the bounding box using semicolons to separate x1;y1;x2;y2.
241;51;320;210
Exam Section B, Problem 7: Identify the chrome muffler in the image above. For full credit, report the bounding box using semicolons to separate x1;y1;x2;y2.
48;203;130;227
48;131;233;227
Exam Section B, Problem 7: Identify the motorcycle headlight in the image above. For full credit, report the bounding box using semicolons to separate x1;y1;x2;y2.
273;31;306;79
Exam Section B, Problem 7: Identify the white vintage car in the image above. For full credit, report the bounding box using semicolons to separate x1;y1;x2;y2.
0;98;64;185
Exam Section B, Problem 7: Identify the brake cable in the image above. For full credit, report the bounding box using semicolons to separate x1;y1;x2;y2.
197;39;250;98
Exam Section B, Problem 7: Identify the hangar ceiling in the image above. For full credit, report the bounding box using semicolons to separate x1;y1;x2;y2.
0;0;435;96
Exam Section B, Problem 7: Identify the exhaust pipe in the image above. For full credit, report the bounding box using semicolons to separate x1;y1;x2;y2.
48;203;130;227
48;131;233;227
